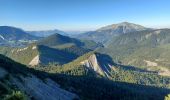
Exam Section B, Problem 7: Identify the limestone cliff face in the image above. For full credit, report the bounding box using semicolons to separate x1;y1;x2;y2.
81;53;115;77
81;54;104;75
0;67;78;100
11;75;78;100
29;55;40;66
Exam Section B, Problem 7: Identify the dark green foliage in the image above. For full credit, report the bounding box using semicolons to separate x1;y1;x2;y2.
0;45;38;65
0;44;89;65
80;39;104;50
54;45;89;58
0;53;170;100
50;74;169;100
35;52;170;100
38;45;79;65
37;33;83;47
37;33;102;50
0;82;9;99
0;33;101;65
110;66;170;87
4;91;27;100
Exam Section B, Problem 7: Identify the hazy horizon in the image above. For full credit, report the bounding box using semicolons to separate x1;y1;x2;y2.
0;0;170;31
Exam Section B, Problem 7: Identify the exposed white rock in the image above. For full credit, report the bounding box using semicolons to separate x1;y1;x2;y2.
80;54;114;77
145;30;161;39
0;35;5;40
11;49;15;53
154;30;161;35
32;46;37;50
145;33;152;39
97;22;146;33
144;60;158;67
29;55;40;66
11;75;78;100
143;62;170;77
81;54;104;75
158;67;170;77
16;47;28;52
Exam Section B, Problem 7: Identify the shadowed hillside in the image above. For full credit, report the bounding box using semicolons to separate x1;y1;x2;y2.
0;54;169;100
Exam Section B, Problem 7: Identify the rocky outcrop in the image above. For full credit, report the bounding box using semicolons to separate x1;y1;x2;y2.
144;60;158;67
29;55;40;66
158;67;170;76
0;50;79;100
81;54;104;75
11;75;78;100
81;53;115;77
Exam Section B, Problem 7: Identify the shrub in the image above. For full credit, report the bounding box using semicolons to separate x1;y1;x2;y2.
4;91;27;100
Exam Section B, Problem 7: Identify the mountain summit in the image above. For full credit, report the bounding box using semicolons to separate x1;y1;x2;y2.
37;33;83;47
27;29;68;37
75;22;149;44
97;22;147;33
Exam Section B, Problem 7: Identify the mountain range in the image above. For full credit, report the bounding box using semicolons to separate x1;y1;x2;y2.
0;33;102;66
27;29;68;37
0;26;39;47
98;29;170;76
73;22;150;44
0;22;170;100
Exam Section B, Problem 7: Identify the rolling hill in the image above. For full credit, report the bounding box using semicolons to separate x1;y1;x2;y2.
0;33;102;66
37;33;103;50
27;29;68;37
0;44;89;66
0;26;39;47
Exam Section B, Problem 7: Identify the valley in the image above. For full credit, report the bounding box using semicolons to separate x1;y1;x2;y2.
0;22;170;100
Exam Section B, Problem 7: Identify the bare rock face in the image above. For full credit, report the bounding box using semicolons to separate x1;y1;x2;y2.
11;75;78;100
81;54;104;75
29;55;40;66
81;53;115;77
158;67;170;77
144;60;158;67
0;64;78;100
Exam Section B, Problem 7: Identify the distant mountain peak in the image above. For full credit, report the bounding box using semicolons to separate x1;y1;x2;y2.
27;29;68;37
51;33;63;37
37;33;83;47
119;21;134;25
76;22;150;44
98;22;146;32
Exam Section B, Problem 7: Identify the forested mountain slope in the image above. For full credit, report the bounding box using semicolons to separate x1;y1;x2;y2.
0;54;78;100
99;29;170;76
0;33;102;66
34;52;170;100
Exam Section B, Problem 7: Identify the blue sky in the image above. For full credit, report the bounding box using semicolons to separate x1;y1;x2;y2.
0;0;170;31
